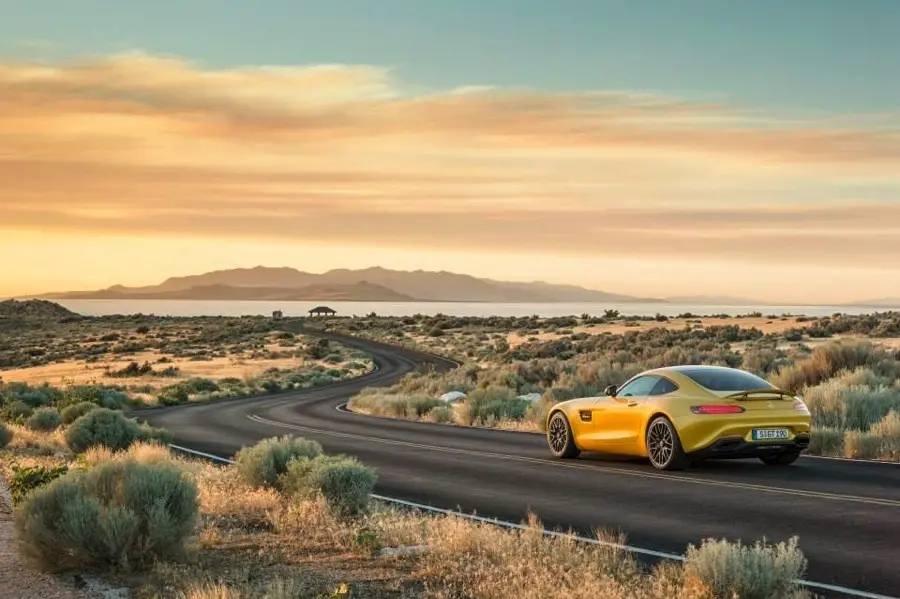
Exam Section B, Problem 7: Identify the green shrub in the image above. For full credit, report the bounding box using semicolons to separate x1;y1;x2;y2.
234;435;323;489
61;401;99;425
157;385;189;406
3;399;33;422
14;458;199;571
803;379;900;431
8;463;69;504
137;422;173;446
25;407;62;432
279;454;377;517
65;408;144;453
0;421;13;448
684;536;808;599
463;387;529;426
807;427;844;457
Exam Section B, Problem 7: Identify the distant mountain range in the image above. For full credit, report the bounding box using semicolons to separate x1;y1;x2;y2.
21;266;900;307
852;297;900;308
29;266;661;303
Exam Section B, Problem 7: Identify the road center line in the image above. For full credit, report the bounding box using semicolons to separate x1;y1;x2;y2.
246;413;900;508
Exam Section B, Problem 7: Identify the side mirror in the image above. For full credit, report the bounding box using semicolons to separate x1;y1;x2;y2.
604;385;617;397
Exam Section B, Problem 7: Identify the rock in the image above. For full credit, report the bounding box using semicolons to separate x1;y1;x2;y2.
439;391;467;404
517;393;543;403
377;544;429;558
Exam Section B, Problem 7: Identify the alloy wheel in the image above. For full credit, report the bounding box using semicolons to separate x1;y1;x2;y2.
647;419;675;468
548;413;569;454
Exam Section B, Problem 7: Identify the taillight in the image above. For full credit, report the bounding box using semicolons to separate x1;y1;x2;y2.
794;398;810;413
691;405;745;415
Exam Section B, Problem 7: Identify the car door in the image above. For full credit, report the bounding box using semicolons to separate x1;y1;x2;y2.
589;375;660;452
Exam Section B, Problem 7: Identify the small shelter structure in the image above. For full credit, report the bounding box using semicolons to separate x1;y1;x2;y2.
308;306;337;317
272;310;283;319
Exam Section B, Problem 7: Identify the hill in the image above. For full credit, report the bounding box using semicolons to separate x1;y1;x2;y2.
33;266;658;303
0;299;80;320
851;297;900;308
48;281;415;302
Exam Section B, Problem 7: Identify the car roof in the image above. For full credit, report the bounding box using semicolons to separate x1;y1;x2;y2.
644;364;741;375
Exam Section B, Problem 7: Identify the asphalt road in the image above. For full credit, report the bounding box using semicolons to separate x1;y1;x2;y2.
139;329;900;598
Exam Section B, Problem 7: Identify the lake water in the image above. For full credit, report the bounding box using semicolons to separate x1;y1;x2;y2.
52;299;897;319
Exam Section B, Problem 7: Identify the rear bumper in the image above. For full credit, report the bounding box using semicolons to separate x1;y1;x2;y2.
688;434;810;460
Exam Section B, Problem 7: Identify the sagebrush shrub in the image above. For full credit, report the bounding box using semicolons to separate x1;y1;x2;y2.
61;401;99;425
279;454;377;517
14;458;199;571
25;407;62;432
807;428;844;457
770;339;888;393
3;399;33;422
463;387;529;426
8;463;69;504
684;536;807;599
137;422;173;445
234;435;323;488
65;408;151;453
0;421;12;448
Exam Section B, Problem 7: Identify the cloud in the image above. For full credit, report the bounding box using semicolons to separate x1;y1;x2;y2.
1;51;899;272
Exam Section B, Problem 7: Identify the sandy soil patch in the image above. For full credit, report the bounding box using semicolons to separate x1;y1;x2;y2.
506;316;812;347
0;351;309;389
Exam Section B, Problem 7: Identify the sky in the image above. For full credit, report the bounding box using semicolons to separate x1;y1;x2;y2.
1;0;899;303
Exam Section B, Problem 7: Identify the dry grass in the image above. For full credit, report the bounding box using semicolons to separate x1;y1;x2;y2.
2;431;814;599
505;317;813;348
2;424;69;458
3;352;323;392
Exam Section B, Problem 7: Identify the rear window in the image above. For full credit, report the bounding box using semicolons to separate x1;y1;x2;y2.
680;368;773;391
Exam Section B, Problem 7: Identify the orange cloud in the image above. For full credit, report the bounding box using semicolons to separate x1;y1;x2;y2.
1;51;899;277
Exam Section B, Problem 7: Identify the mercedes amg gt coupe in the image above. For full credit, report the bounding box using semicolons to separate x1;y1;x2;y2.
546;365;811;471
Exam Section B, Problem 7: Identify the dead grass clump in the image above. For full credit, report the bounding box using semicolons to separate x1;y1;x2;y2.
843;430;882;460
419;513;655;599
194;464;283;533
5;422;69;456
683;536;809;599
870;410;900;459
177;583;245;599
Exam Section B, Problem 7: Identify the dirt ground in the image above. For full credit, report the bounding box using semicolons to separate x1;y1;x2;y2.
0;351;309;389
506;316;813;347
0;475;92;599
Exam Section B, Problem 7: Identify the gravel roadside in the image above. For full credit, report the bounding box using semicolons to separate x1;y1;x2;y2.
0;474;93;599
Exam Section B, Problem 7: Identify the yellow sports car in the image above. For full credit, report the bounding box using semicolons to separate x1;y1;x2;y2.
546;365;811;470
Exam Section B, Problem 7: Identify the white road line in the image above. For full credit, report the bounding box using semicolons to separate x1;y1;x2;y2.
166;443;899;599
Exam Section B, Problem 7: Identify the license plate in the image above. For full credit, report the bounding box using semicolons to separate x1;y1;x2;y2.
752;428;790;441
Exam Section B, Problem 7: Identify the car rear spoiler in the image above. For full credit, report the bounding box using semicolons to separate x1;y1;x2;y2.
724;388;796;401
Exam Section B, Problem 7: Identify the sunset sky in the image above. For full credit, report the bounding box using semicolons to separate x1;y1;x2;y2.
2;1;899;303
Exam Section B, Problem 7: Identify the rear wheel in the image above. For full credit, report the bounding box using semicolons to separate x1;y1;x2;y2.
547;411;580;459
759;450;801;466
646;416;691;471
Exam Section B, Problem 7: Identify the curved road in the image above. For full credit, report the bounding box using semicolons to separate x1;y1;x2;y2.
139;330;900;598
